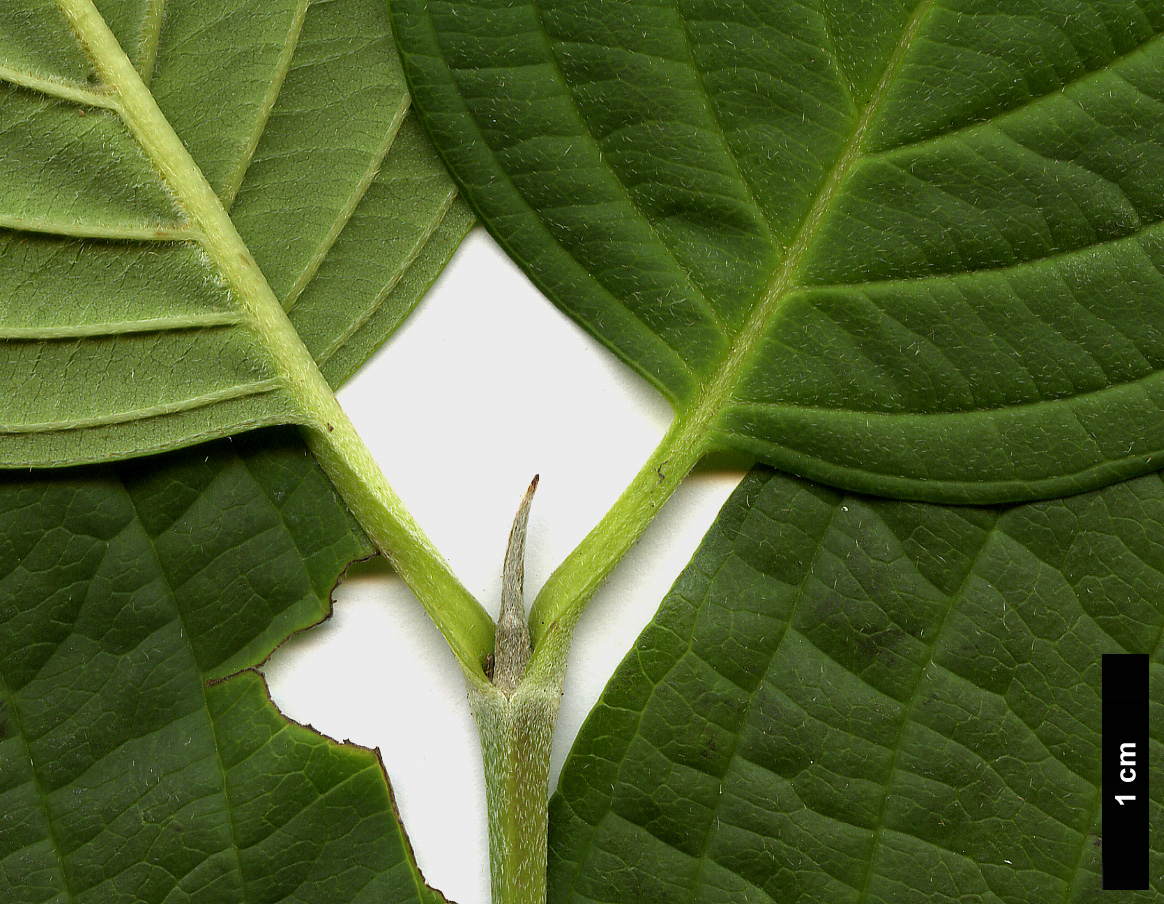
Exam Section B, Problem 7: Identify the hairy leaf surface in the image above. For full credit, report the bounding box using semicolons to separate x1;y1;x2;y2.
394;0;1164;502
0;430;447;904
0;0;472;467
549;467;1163;901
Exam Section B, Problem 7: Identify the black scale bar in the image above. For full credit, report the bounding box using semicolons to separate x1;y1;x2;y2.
1102;653;1149;890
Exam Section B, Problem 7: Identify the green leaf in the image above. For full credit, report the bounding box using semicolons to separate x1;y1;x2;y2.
0;429;448;903
548;467;1163;902
393;0;1164;502
0;0;472;466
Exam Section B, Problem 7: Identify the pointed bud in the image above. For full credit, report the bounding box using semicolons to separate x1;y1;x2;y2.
493;475;538;695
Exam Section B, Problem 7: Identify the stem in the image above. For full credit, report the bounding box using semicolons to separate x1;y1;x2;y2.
467;411;711;904
305;425;494;680
470;659;566;904
58;0;495;682
466;405;717;904
528;0;939;662
58;5;731;898
528;410;708;661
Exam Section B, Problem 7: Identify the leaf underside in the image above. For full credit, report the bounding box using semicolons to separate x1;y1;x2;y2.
549;466;1163;903
395;0;1164;503
0;430;447;904
0;0;472;468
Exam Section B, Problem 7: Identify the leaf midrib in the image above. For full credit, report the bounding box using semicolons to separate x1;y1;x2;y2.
525;0;938;642
675;0;936;453
682;497;844;904
853;510;998;904
0;670;78;903
119;484;253;904
54;0;338;435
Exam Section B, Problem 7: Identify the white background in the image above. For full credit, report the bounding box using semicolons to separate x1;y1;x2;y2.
261;228;743;903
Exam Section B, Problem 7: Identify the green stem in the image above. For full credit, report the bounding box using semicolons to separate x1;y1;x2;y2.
468;404;719;903
58;0;495;682
469;661;565;904
304;425;494;680
60;5;729;898
527;0;939;661
469;412;712;904
528;410;708;663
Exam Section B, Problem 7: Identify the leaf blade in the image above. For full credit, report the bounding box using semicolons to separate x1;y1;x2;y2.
394;0;1164;502
0;0;471;466
548;467;1164;902
0;430;448;904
